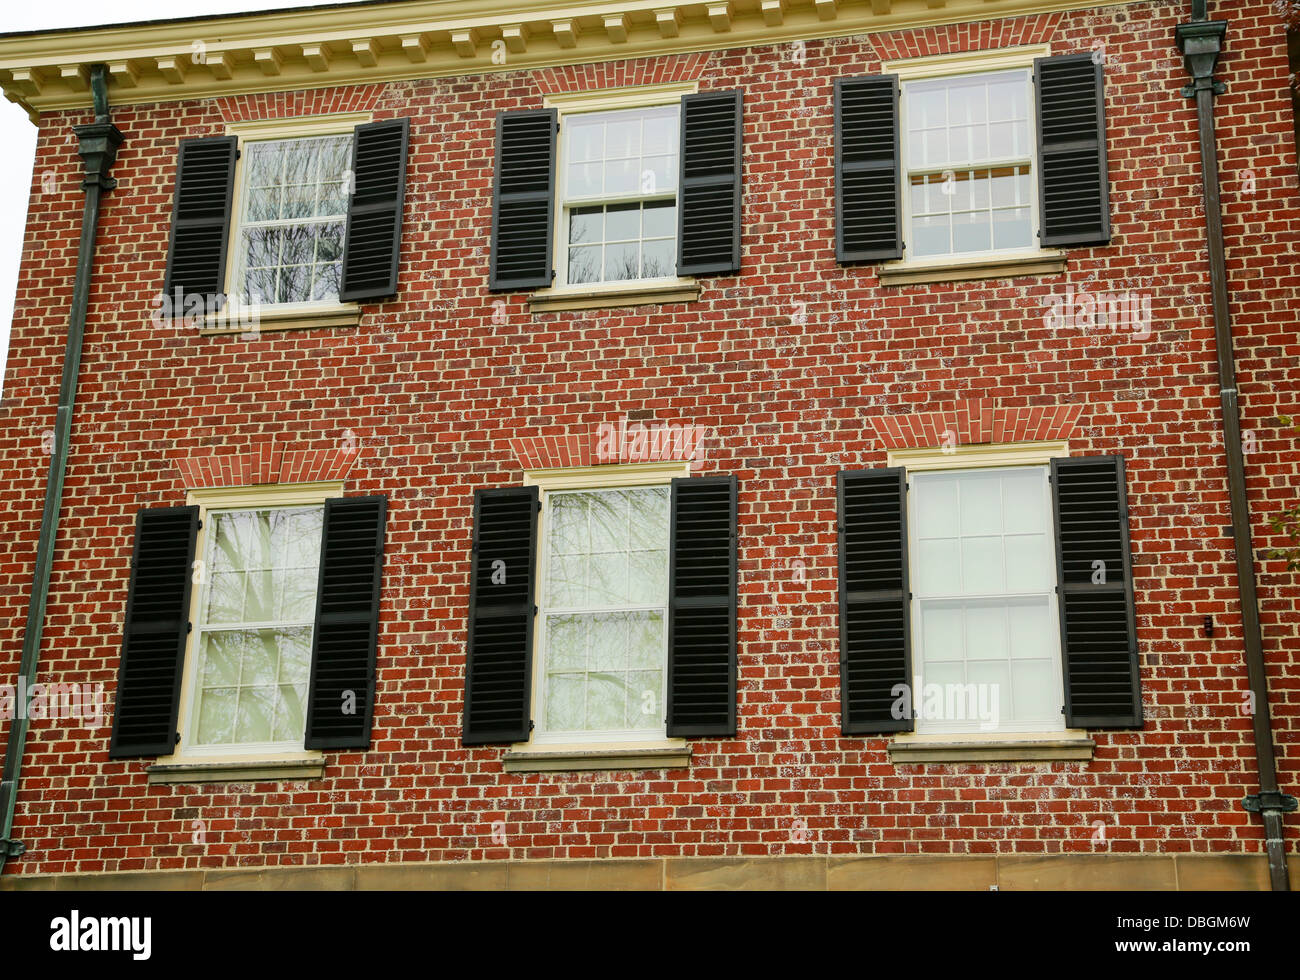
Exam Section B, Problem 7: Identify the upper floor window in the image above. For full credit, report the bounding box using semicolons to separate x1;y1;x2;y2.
233;134;353;307
188;506;324;751
909;465;1064;734
560;105;679;287
902;69;1035;259
537;485;670;742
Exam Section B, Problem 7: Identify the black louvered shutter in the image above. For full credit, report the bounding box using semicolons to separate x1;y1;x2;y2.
667;476;737;738
340;118;409;302
463;487;539;745
108;507;200;758
1035;53;1111;247
304;495;387;750
838;469;913;735
1052;456;1142;728
834;75;902;263
163;136;238;308
489;110;556;291
677;90;742;277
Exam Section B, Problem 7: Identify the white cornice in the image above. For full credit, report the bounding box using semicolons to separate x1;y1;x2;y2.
0;0;1133;120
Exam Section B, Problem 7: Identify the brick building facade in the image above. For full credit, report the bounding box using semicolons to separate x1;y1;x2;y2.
0;0;1296;890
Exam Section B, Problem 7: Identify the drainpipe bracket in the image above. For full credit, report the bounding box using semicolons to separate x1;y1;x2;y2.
0;838;25;859
1242;792;1298;815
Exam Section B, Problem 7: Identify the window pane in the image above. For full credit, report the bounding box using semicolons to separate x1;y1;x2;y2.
568;162;602;198
587;673;627;730
604;159;639;196
992;208;1032;250
196;688;236;744
642;239;675;279
626;670;661;728
589;613;628;672
235;687;275;743
642;201;676;239
912;214;951;257
604;204;640;243
568;245;600;284
569;206;602;245
547;614;586;671
201;631;242;687
604;242;640;281
546;674;584;730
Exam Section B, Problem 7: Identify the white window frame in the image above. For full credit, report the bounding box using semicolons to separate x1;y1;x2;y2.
890;441;1072;737
541;84;698;298
883;45;1060;272
157;481;343;766
516;461;692;752
222;113;371;320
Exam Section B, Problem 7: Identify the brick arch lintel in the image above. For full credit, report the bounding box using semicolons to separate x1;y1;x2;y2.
868;400;1083;452
173;437;365;491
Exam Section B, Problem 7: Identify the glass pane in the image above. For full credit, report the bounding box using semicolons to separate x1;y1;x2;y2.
1010;660;1057;721
568;244;601;284
547;614;585;671
243;267;278;306
604;242;640;281
965;603;1008;660
589;613;628;672
640;155;676;195
965;660;1010;714
1008;600;1050;659
589;490;626;552
915;475;958;539
642;201;676;239
921;603;963;659
569;206;602;245
628;611;664;669
605;117;640;159
243;568;276;622
277;566;317;621
917;538;960;595
276;628;313;683
626;670;661;728
568;162;602;197
961;536;1005;593
629;486;670;549
604;204;640;242
311;264;342;303
196;687;236;744
568;118;603;162
953;211;992;254
245;186;281;222
589;552;628;605
210;512;251;571
546;674;584;730
316;222;345;263
276;264;309;305
550;494;587;554
201;631;242;687
206;572;244;624
586;673;627;730
643;113;675;155
1005;534;1050;591
992;208;1032;250
604;158;638;196
241;630;279;686
959;472;1002;535
642;239;674;279
548;554;585;607
627;550;667;605
272;684;308;742
1002;470;1045;534
234;687;275;743
912;214;950;257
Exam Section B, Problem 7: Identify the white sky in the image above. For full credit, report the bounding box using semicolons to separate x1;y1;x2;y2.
0;0;334;395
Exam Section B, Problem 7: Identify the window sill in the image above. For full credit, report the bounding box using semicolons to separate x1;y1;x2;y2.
503;740;691;773
877;250;1066;287
887;732;1094;764
529;278;700;313
199;303;361;336
146;757;326;784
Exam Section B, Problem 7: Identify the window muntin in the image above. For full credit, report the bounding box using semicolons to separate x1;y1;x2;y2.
538;486;670;741
560;105;679;286
902;69;1035;259
909;466;1064;734
188;507;323;750
233;134;352;307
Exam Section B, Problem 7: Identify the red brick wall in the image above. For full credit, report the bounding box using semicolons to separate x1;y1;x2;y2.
1;0;1297;874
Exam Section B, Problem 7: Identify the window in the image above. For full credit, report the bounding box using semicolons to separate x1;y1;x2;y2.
232;134;352;307
536;485;670;742
908;466;1064;734
185;506;323;752
560;105;679;286
902;69;1036;259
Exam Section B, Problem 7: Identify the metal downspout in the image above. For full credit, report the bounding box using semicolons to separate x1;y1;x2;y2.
1176;3;1296;891
0;65;122;872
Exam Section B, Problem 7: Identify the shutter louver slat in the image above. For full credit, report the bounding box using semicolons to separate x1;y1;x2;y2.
489;111;556;292
304;495;387;750
835;75;902;263
340;118;409;302
838;468;913;735
463;487;539;745
108;507;200;758
1052;455;1142;728
667;476;737;738
1035;54;1112;247
677;91;742;277
163;137;238;306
